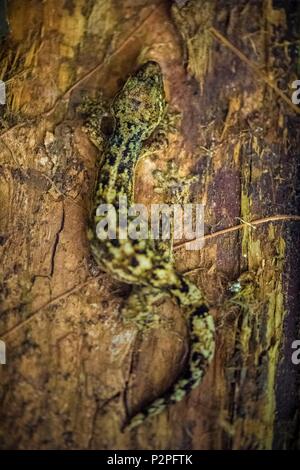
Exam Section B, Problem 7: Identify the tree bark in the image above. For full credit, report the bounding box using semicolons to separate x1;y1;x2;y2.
0;0;299;450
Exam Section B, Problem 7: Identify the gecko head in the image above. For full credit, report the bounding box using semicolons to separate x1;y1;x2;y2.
112;61;166;140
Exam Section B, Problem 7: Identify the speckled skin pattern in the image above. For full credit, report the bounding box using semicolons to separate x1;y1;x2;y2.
87;61;215;429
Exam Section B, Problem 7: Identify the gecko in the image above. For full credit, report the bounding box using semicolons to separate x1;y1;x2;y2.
87;61;215;429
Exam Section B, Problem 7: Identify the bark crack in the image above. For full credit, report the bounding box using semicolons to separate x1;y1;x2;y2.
50;203;65;277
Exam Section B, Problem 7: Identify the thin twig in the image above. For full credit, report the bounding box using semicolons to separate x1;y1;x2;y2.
1;214;299;337
174;214;300;251
236;217;256;229
0;275;103;340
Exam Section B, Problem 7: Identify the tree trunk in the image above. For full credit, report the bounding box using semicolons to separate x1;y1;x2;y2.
0;0;299;450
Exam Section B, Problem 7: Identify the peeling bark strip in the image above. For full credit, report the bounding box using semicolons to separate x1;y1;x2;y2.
0;0;299;450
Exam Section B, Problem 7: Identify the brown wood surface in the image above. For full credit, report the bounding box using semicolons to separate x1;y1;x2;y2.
0;0;299;449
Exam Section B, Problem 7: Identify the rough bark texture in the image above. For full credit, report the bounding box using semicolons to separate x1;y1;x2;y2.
0;0;299;450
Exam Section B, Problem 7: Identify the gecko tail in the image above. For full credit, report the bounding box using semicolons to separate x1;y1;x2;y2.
123;305;215;431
